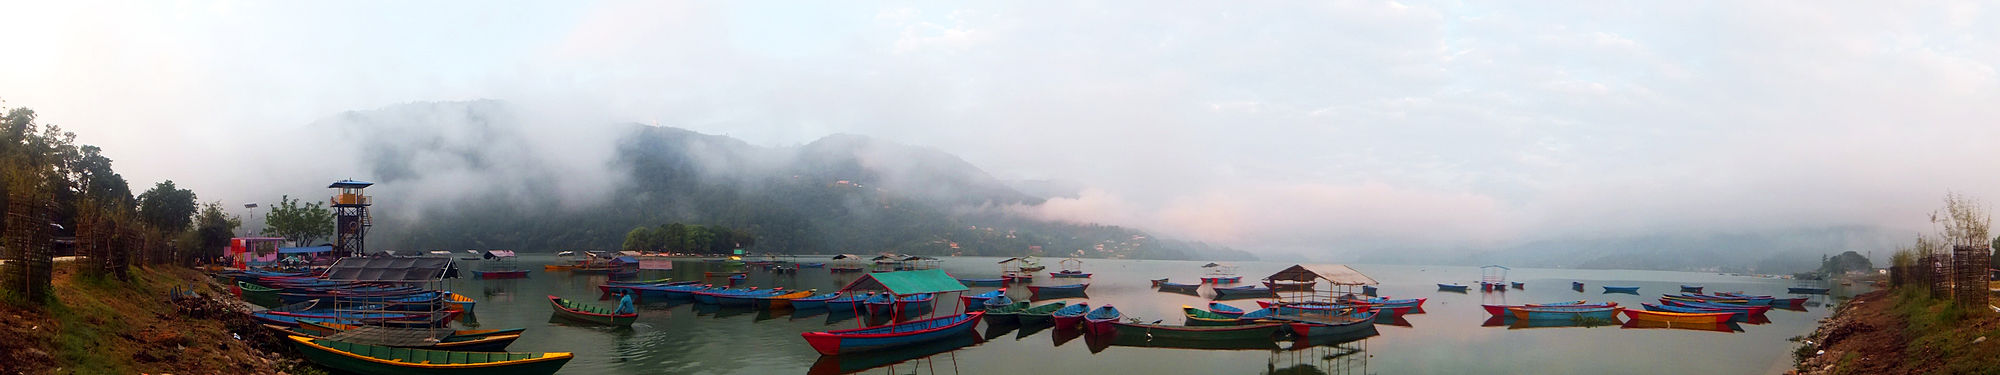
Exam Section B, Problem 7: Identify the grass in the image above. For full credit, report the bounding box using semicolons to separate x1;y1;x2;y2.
1888;286;2000;374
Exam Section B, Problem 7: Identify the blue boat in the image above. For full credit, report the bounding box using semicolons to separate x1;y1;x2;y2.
1050;302;1090;329
1284;310;1378;337
1787;286;1831;295
865;293;896;315
1159;281;1202;293
1084;305;1121;335
894;294;935;314
1236;308;1279;322
667;285;726;300
1213;285;1274;299
825;293;873;313
792;292;842;310
1572;281;1585;289
801;312;984;355
1602;286;1641;293
800;263;827;268
1680;285;1705;293
960;289;1007;310
1207;302;1246;317
1682;293;1771;305
1643;303;1747;321
1027;283;1088;294
958;278;1006;287
1437;283;1470;292
1506;306;1622;320
717;289;785;307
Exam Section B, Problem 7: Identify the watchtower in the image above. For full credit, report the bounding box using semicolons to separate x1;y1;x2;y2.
329;180;373;256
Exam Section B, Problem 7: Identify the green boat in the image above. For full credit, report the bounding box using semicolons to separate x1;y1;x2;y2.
1017;302;1068;325
1109;321;1282;341
547;295;637;326
288;336;572;375
1181;305;1245;326
237;281;282;308
984;301;1028;325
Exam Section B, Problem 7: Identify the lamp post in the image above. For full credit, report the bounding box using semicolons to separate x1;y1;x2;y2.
242;203;259;237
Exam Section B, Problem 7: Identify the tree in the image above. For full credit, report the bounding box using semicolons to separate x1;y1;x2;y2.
1819;251;1873;275
137;180;197;233
621;226;658;251
187;202;238;265
262;195;333;246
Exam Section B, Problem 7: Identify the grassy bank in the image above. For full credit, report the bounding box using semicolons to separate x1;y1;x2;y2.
0;263;301;374
1797;286;2000;374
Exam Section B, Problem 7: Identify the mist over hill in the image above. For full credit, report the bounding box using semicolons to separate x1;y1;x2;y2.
317;101;1254;260
1355;226;1905;274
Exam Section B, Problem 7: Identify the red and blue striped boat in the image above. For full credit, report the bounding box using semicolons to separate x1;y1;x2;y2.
801;311;984;355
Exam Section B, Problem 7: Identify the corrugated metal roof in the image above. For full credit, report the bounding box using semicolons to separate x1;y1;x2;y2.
324;256;453;282
836;269;968;296
1264;264;1378;285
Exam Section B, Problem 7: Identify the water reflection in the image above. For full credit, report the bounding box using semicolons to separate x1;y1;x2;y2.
807;331;981;375
1480;315;1626;330
1270;329;1374;375
1619;319;1742;333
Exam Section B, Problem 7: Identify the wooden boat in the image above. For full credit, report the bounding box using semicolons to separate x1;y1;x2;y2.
1051;302;1090;330
546;295;636;326
279;323;522;352
1084;305;1121;335
1149;278;1170;287
1787;286;1831;295
1263;280;1316;292
1436;283;1469;292
1507;306;1623;321
1622;308;1731;324
791;292;841;310
471;269;529;279
1182;305;1244;326
864;293;896;316
957;278;1005;287
1717;292;1805;307
959;289;1006;310
542;264;576;271
983;295;1024;324
1111;321;1281;340
299;320;524;340
1003;273;1034;283
1572;281;1585;289
753;290;817;309
715;289;785;307
1049;271;1092;278
1017;302;1068;325
1213;285;1275;299
1642;303;1747;321
1344;296;1427;309
1027;283;1088;294
607;278;676;286
1235;308;1278;322
1510;281;1525;289
287;335;572;375
1659;299;1771;315
1620;318;1738;333
824;293;873;313
1682;293;1770;305
800;311;984;355
1207;302;1246;317
1480;301;1616;316
704;271;747;278
1602;286;1640;293
445;292;477;313
799;262;826;268
1680;285;1704;293
1200;276;1243;284
1018;256;1046;272
237;281;283;308
893;294;934;314
1285;310;1379;337
1158;281;1201;293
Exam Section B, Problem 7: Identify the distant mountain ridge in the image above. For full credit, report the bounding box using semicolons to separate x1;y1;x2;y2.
1354;226;1903;274
323;101;1255;260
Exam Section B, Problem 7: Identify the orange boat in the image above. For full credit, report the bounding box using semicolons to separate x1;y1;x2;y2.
1622;309;1731;324
544;264;576;271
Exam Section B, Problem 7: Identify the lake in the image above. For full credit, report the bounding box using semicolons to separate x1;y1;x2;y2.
442;255;1860;374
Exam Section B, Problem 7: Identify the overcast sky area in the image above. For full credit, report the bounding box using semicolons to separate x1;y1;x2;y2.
1;1;1995;255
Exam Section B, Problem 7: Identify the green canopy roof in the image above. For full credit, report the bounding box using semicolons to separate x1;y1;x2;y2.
836;269;969;296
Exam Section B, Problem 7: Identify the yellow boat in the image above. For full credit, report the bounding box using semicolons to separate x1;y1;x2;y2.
760;290;816;309
1621;309;1731;324
445;292;477;312
543;264;576;271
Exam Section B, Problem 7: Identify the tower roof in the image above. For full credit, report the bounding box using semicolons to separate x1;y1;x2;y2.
329;180;375;188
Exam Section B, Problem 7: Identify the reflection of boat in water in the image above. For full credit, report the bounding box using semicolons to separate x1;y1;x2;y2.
806;331;981;375
1273;327;1375;374
1481;315;1624;329
1082;331;1112;354
1015;320;1053;340
1106;331;1280;351
1051;325;1084;347
983;319;1020;340
1620;318;1741;333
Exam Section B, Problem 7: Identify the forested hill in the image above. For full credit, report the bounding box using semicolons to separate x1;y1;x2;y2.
337;101;1254;261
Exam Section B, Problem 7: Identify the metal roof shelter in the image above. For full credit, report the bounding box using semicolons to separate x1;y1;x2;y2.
277;245;334;254
836;269;969;296
1265;264;1379;285
324;256;455;282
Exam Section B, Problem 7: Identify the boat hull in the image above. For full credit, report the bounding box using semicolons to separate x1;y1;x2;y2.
288;336;571;375
800;312;983;355
1112;322;1281;341
1622;309;1731;324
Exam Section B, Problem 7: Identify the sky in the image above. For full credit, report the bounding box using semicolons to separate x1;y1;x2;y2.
0;1;1995;256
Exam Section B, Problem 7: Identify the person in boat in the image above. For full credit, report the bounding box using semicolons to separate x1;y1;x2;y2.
614;290;636;315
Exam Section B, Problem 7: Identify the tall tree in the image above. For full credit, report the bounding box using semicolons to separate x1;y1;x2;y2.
621;226;658;251
262;195;333;246
188;202;238;265
137;180;197;233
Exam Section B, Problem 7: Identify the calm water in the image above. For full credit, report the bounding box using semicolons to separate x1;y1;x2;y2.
440;256;1861;374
